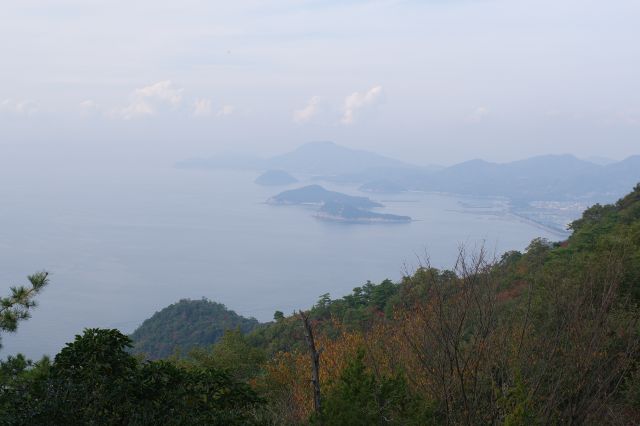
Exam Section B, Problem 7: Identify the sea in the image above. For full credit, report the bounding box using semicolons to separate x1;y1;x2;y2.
0;166;569;359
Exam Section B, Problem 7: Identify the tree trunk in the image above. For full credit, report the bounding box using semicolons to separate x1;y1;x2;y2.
299;310;322;419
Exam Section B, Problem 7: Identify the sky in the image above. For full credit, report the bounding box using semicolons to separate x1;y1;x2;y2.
1;0;639;168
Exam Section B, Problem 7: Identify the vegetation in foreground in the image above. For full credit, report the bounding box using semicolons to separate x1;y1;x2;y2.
1;184;640;424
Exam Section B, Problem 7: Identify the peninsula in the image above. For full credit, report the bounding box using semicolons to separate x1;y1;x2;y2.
316;202;411;223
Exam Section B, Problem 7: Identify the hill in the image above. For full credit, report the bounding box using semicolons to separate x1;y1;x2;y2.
130;298;260;359
251;183;640;423
254;169;298;186
267;141;414;175
355;154;640;204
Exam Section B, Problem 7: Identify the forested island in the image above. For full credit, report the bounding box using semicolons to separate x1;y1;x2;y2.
3;184;640;424
267;184;382;208
316;201;411;223
267;184;412;223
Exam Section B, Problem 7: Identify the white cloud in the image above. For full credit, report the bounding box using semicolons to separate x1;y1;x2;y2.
293;96;321;124
193;98;213;117
341;85;382;124
0;99;39;115
193;99;234;118
117;80;183;119
218;105;235;117
80;99;97;109
79;99;99;115
134;80;182;105
467;106;489;123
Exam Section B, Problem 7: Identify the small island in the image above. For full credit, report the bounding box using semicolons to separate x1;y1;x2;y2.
267;185;411;223
316;202;411;223
267;185;382;209
254;170;298;186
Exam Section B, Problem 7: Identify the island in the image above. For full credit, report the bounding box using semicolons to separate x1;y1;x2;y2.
254;169;298;186
267;185;412;223
267;185;383;209
316;201;411;223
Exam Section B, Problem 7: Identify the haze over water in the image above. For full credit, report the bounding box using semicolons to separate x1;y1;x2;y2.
0;166;562;359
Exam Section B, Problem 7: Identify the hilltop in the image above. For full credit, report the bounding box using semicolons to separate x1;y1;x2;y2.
129;298;260;359
266;141;414;175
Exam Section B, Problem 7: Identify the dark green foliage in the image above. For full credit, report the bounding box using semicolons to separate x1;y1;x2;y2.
0;329;260;425
0;354;51;424
247;279;401;355
246;314;303;355
0;271;49;349
309;279;400;327
0;328;262;425
130;298;260;359
181;328;266;381
320;349;429;425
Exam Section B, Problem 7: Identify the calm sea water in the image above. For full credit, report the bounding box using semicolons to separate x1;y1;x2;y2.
1;167;564;358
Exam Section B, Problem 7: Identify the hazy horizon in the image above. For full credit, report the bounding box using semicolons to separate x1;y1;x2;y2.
2;0;639;174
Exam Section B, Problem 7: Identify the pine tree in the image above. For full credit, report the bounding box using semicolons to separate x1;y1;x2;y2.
0;271;49;349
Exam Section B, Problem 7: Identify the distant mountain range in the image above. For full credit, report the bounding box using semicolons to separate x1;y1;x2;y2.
398;154;640;203
266;141;416;175
176;141;430;176
177;141;640;203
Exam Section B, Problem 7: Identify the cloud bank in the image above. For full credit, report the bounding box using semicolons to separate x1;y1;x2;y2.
1;99;39;115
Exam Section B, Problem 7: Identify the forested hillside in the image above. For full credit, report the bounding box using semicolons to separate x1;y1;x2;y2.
2;184;640;424
130;298;260;359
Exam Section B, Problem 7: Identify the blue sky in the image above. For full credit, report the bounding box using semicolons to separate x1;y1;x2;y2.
1;0;639;167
